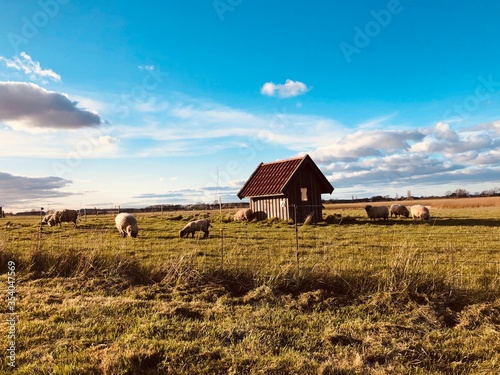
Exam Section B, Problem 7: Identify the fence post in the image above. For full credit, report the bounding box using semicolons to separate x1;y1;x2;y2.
294;204;299;273
39;207;44;232
220;227;224;269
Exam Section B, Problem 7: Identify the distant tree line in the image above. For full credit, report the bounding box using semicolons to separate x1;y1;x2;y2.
445;187;500;198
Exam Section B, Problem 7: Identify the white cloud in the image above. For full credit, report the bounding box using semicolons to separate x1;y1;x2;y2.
0;82;102;131
473;149;500;165
409;127;493;156
113;100;345;157
138;65;155;71
260;79;311;98
98;135;119;145
0;52;61;83
302;118;500;197
310;129;424;163
0;124;119;159
468;120;500;137
432;122;459;141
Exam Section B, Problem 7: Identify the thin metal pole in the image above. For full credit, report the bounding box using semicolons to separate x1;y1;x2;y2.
220;228;224;269
294;204;299;273
40;207;43;232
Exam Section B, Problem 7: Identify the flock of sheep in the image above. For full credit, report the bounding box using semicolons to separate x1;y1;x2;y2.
41;209;214;239
40;206;429;239
365;204;430;221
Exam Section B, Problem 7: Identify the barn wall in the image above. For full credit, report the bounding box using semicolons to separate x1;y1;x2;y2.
250;196;289;221
284;166;324;223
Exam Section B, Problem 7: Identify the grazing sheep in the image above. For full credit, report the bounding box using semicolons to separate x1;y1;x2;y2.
41;213;54;225
233;208;254;222
410;205;430;221
390;204;410;218
57;209;79;227
180;219;212;238
46;212;58;227
364;205;389;221
115;213;139;238
46;209;79;227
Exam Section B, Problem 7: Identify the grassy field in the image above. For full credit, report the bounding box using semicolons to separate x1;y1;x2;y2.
1;197;499;374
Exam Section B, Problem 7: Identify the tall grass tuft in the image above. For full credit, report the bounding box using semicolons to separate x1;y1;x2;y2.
382;249;450;296
25;247;151;284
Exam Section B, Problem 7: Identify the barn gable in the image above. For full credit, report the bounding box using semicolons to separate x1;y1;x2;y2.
237;154;334;223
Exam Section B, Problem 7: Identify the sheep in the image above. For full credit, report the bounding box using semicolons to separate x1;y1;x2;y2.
364;205;389;221
410;205;430;221
41;212;54;225
180;219;212;238
46;212;58;227
233;208;254;222
115;213;139;238
56;209;79;227
46;209;79;227
390;204;410;218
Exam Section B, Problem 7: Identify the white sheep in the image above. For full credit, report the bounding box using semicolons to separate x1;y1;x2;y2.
47;213;58;227
233;208;254;222
364;205;389;221
115;213;139;238
180;219;212;238
410;205;430;221
390;204;410;218
41;212;54;225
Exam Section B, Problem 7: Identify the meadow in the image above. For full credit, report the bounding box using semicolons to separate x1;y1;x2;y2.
1;197;499;374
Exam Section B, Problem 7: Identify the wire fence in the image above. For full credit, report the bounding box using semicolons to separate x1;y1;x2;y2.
1;212;499;292
208;222;500;292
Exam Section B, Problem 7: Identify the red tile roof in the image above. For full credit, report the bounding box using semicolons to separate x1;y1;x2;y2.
237;154;333;198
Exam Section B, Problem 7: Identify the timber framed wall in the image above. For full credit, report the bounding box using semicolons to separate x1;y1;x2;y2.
250;196;289;221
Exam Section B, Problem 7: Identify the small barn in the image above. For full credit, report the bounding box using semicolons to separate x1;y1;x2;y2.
237;154;334;223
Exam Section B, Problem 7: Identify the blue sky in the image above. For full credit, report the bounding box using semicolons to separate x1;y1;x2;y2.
1;0;499;212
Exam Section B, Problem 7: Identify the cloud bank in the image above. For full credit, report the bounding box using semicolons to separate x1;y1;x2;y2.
0;171;74;209
0;52;61;83
308;122;499;196
114;95;498;198
260;79;310;98
0;82;102;130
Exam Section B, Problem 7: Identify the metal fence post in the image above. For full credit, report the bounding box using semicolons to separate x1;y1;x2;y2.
294;204;299;273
